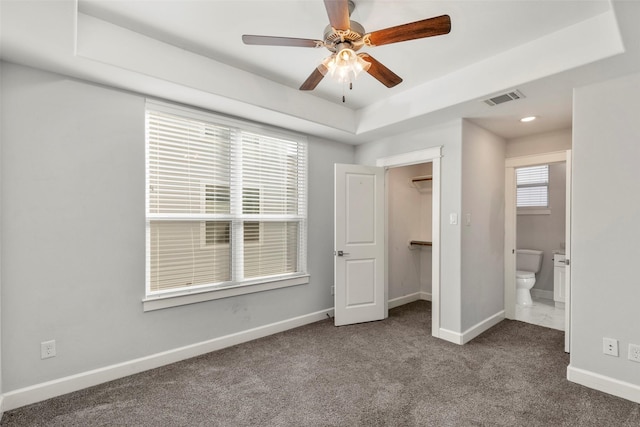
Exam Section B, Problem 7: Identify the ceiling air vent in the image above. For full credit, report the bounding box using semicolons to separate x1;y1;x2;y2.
483;90;525;106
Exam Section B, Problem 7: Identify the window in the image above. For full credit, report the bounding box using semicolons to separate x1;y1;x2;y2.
516;165;549;210
200;184;259;246
145;101;307;305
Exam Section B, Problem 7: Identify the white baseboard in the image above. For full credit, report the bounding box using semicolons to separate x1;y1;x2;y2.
461;310;504;344
438;310;505;345
388;292;421;309
387;291;432;309
567;365;640;404
419;291;432;301
2;307;334;412
438;328;463;344
0;394;4;419
531;289;554;300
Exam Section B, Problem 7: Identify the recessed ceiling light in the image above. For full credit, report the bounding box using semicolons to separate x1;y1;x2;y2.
520;116;537;122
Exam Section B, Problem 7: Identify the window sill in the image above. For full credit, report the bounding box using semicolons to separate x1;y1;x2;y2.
142;274;310;312
517;209;551;215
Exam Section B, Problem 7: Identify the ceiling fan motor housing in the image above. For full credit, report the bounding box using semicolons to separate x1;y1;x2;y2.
323;21;366;52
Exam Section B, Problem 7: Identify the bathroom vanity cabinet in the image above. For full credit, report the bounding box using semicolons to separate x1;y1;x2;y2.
554;253;566;308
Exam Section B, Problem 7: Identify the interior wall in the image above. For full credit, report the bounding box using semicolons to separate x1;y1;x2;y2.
571;72;640;389
355;121;463;333
0;61;354;392
506;128;572;158
460;120;506;331
516;162;566;294
387;163;432;300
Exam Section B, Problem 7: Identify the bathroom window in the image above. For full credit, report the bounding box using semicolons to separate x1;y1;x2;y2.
516;165;549;213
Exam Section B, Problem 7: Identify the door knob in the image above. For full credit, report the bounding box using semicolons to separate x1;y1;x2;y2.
335;250;350;257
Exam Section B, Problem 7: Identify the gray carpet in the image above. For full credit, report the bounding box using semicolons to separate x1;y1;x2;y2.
2;301;639;426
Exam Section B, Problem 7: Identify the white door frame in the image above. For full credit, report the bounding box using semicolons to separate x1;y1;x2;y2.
376;147;442;337
504;150;571;350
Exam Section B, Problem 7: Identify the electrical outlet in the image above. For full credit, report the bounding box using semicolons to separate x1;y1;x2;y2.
603;337;619;357
628;344;640;363
41;340;56;359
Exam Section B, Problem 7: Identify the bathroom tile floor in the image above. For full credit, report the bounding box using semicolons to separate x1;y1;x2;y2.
515;296;565;331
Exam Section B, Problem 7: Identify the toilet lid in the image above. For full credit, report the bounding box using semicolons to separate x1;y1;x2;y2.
516;270;535;279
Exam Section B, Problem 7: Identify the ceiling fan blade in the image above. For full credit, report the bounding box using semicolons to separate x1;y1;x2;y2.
324;0;350;31
366;15;451;47
242;35;322;48
360;54;403;88
300;67;326;91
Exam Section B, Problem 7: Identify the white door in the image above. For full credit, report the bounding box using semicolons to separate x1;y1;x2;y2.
564;152;572;352
334;163;385;326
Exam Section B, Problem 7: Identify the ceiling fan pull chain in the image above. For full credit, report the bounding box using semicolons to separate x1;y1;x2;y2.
343;82;346;103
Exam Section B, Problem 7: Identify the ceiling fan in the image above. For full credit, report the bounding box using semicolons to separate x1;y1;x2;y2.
242;0;451;91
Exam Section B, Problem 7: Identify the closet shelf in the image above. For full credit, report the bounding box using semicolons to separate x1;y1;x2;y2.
411;175;432;192
409;240;432;249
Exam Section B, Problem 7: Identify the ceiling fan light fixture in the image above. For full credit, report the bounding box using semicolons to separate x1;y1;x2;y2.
319;48;371;84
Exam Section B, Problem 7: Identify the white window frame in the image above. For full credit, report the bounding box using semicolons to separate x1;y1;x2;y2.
143;100;309;312
198;181;263;249
516;164;551;215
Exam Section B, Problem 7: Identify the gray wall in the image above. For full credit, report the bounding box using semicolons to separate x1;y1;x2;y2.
460;120;506;331
516;162;566;293
0;62;354;392
571;72;640;386
355;121;464;333
506;128;572;158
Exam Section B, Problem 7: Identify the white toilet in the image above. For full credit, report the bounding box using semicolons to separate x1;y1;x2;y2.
516;249;544;305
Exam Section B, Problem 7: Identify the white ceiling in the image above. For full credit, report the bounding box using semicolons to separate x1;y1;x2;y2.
2;0;640;144
77;0;609;108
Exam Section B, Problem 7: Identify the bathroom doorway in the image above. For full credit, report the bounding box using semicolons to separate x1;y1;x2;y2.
514;162;566;330
504;151;572;352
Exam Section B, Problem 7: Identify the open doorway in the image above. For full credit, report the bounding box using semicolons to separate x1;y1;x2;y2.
387;162;434;307
513;162;566;330
505;150;572;352
333;147;442;333
376;147;442;337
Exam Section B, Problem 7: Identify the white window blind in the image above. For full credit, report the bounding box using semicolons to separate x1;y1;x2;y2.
146;103;307;297
516;165;549;208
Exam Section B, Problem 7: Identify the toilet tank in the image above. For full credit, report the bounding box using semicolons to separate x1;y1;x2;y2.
516;249;544;273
